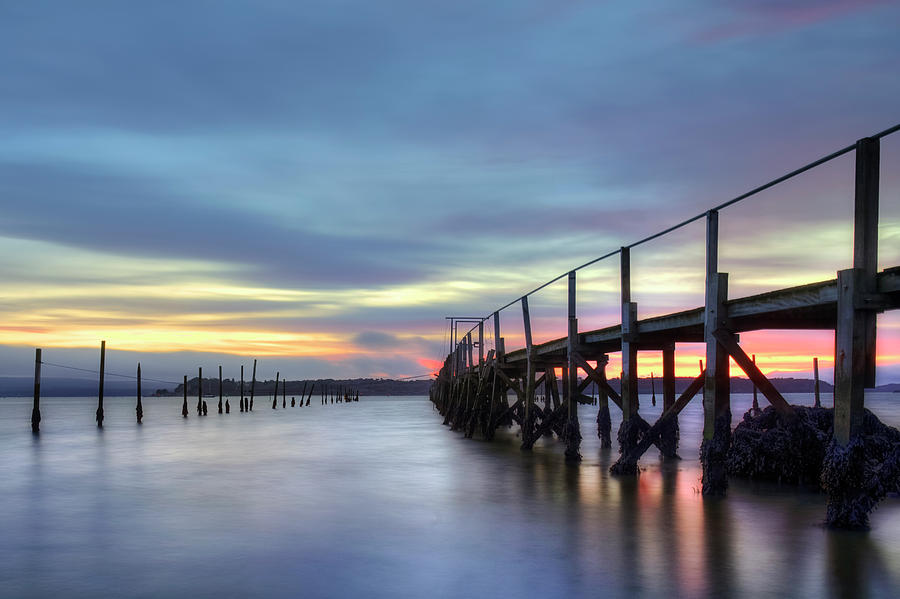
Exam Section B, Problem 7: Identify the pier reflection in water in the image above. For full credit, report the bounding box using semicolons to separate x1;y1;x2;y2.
0;394;898;598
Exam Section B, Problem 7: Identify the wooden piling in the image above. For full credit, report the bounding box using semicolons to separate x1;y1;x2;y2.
96;340;105;428
136;362;143;424
565;270;581;462
620;248;639;420
240;364;245;412
662;345;675;412
282;379;286;408
182;375;188;417
32;348;41;433
521;295;536;449
751;354;759;412
834;136;879;445
218;365;223;414
813;357;821;408
702;210;730;496
197;367;203;416
250;359;257;411
273;372;279;409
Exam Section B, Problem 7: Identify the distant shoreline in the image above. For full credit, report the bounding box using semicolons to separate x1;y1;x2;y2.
1;375;898;398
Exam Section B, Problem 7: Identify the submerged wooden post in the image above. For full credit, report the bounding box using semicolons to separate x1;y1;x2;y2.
96;340;105;428
813;357;821;408
240;364;245;412
565;270;581;461
136;362;143;424
650;372;656;406
521;295;536;449
834;136;879;445
282;379;286;408
197;367;203;416
702;210;730;496
218;365;223;414
273;372;279;409
620;248;638;421
182;375;188;417
32;348;41;433
250;359;257;411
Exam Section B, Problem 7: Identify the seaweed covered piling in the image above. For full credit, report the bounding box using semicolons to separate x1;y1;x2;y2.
596;404;612;448
727;406;831;486
700;412;731;496
821;410;900;529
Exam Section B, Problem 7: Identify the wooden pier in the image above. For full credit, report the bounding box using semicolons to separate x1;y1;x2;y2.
430;126;900;527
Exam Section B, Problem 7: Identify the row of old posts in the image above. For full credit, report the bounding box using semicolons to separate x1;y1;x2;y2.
431;126;899;528
28;343;362;432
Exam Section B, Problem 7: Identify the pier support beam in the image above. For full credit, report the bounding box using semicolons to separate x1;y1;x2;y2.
595;356;612;448
618;247;645;462
824;136;882;529
701;210;730;496
565;271;582;462
521;296;537;450
659;343;678;457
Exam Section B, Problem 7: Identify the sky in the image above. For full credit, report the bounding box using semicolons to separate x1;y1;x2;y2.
1;0;899;387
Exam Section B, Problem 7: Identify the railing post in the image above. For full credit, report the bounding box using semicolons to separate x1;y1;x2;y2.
521;296;535;449
565;271;581;461
702;209;730;495
478;321;484;366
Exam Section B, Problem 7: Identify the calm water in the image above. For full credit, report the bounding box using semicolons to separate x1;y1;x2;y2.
1;392;899;598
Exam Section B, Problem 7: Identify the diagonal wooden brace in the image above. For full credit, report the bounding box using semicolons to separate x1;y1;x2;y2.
712;329;796;419
617;369;706;464
571;352;623;410
493;367;524;400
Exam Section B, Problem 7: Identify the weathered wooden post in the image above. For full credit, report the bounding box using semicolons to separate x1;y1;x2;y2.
32;348;41;433
596;356;611;448
751;354;760;412
565;270;581;462
520;296;536;449
825;136;880;528
273;372;279;409
282;379;286;408
240;364;245;412
618;247;642;459
182;375;188;417
660;343;678;456
136;362;143;424
218;365;223;414
478;320;484;366
197;367;203;415
96;340;105;428
250;359;257;411
701;210;730;496
650;372;656;407
813;357;821;408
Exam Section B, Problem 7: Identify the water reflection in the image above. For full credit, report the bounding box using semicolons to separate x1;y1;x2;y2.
0;395;899;598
